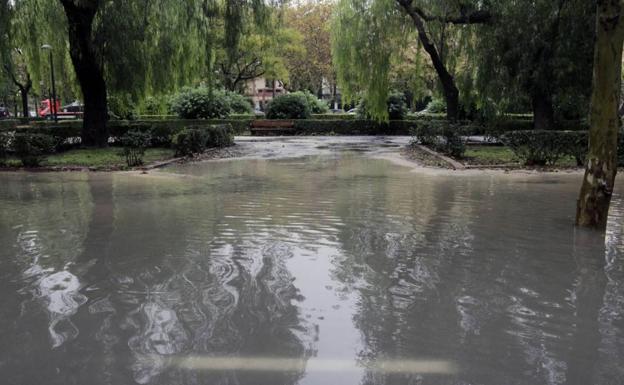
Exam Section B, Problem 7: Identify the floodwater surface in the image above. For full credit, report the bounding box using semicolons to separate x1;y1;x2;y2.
1;137;624;385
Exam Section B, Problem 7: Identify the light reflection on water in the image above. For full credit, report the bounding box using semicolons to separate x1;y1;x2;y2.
0;145;623;385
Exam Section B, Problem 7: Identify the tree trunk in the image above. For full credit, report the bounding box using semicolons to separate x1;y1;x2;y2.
19;87;29;118
398;3;460;122
532;89;555;130
60;0;108;147
576;0;624;230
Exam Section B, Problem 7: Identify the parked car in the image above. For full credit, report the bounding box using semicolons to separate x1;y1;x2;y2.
61;100;84;114
39;99;84;119
0;106;10;119
346;108;358;115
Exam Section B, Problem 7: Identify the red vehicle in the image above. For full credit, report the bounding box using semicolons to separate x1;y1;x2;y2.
38;99;83;119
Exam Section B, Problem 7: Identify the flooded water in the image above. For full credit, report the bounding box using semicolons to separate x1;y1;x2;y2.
1;137;624;385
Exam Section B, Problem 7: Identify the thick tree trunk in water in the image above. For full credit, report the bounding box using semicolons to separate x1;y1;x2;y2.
60;0;108;147
532;89;555;130
398;3;460;122
576;0;624;230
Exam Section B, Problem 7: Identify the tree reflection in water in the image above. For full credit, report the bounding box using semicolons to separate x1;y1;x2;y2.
329;168;624;385
1;154;624;385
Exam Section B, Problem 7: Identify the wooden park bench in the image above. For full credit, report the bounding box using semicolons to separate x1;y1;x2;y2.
250;120;295;136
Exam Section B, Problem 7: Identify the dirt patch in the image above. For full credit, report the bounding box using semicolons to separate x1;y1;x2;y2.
401;144;454;169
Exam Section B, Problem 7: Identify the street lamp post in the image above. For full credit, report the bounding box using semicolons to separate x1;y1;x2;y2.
41;44;57;122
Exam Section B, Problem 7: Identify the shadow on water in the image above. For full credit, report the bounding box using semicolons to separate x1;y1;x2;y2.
0;147;623;385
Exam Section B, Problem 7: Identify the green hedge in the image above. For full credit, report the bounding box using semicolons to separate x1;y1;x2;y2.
7;120;234;149
502;130;588;166
310;114;356;120
291;119;483;136
486;119;589;136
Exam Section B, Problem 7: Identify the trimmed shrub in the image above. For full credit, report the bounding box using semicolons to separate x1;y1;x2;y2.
502;130;587;166
173;129;207;157
225;91;254;114
149;124;176;147
410;122;466;158
13;133;55;167
170;88;231;119
119;130;151;167
358;92;408;120
206;125;234;148
425;98;446;114
266;93;311;119
410;123;439;146
205;119;251;134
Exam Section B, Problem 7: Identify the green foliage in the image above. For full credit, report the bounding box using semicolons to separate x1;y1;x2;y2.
502;130;588;166
292;90;329;114
410;123;466;158
173;128;207;157
358;92;408;120
141;96;170;115
171;125;231;156
425;98;446;114
386;92;408;120
13;132;54;167
225;91;253;114
410;124;438;147
331;0;401;121
170;88;232;119
119;130;151;167
0;131;8;165
108;94;138;120
310;114;355;120
440;126;466;159
473;0;595;120
206;124;234;148
266;93;312;119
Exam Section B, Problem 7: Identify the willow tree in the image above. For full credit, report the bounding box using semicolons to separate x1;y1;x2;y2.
332;0;490;121
576;0;624;230
49;0;279;146
472;0;595;128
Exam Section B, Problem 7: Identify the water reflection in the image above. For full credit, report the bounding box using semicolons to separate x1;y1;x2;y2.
0;148;623;385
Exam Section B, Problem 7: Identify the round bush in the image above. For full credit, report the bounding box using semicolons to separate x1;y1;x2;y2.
172;128;207;157
293;91;329;114
206;125;234;148
425;98;446;114
225;91;253;114
266;93;312;119
119;130;151;167
170;88;231;119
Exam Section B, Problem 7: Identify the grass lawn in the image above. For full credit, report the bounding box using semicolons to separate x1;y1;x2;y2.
5;147;175;169
463;145;520;165
463;145;579;168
